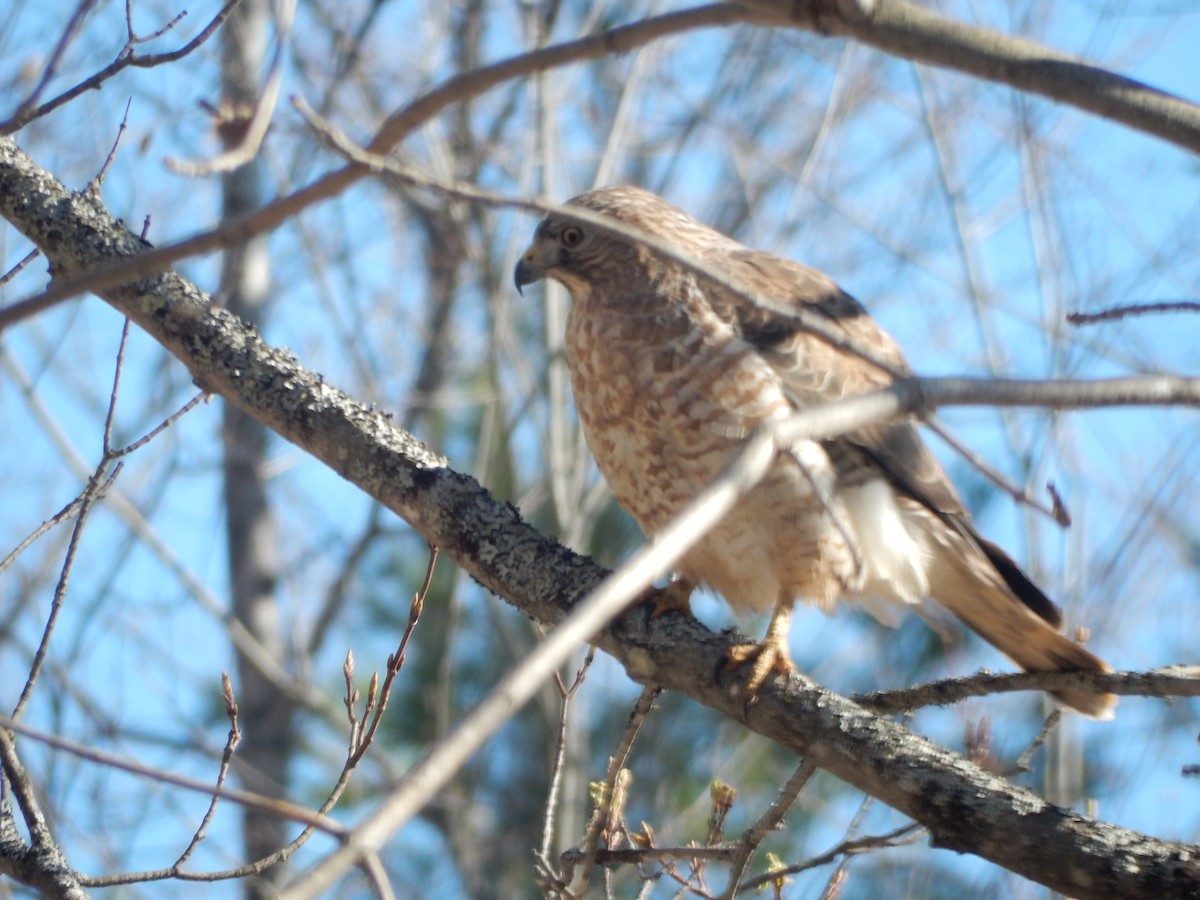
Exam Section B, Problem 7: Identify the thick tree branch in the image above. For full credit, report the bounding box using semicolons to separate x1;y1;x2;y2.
737;0;1200;154
0;729;90;898
1;135;1198;898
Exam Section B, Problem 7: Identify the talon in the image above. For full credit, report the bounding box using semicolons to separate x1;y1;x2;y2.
723;602;796;696
725;638;796;694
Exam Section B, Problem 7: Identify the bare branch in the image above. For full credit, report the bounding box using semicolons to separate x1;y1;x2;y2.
2;717;343;835
0;729;89;898
1012;711;1062;775
566;686;659;894
1067;300;1200;325
736;823;925;894
539;648;595;864
856;666;1200;715
5;0;99;128
0;0;243;135
346;545;435;765
735;0;1200;154
721;760;818;898
86;99;133;191
124;0;189;45
172;673;244;867
924;419;1069;527
0;248;39;286
166;0;296;176
12;453;120;721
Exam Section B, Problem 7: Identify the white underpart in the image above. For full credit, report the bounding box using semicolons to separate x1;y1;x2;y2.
841;479;931;626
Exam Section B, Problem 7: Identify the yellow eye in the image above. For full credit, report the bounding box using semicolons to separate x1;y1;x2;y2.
561;226;584;248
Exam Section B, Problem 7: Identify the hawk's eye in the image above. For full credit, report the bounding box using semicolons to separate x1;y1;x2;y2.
560;226;584;248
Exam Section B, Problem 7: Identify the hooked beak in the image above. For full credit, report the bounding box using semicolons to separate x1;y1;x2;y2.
513;247;544;296
513;256;541;295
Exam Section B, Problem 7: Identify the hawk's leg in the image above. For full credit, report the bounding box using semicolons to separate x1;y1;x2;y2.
643;577;696;619
725;600;796;693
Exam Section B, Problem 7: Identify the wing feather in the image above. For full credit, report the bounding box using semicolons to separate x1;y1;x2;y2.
709;248;962;512
709;246;1064;627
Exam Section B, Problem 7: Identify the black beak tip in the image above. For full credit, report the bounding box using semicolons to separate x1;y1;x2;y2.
513;258;538;295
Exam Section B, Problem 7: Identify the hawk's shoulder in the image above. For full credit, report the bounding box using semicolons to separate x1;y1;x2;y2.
706;246;908;386
706;245;974;523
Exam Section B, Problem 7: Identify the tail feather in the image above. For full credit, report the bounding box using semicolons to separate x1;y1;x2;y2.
930;543;1115;719
978;536;1061;628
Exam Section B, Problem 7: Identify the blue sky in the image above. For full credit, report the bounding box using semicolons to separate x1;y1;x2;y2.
1;1;1198;895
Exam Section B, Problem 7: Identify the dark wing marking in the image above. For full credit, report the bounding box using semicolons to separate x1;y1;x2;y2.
976;537;1062;627
712;246;1063;626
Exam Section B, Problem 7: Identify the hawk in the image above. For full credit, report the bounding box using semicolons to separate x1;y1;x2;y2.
515;185;1114;718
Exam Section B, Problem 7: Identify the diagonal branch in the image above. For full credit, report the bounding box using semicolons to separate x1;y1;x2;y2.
736;0;1200;154
1;134;1198;899
0;727;90;898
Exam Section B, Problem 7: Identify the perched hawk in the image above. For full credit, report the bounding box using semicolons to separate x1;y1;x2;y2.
515;185;1113;718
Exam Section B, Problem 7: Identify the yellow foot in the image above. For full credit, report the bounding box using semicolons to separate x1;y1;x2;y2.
725;637;796;694
642;580;695;619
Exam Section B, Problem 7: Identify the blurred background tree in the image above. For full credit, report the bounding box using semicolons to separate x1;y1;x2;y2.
0;0;1197;896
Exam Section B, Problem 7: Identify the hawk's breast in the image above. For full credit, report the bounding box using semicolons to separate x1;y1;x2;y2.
564;281;862;613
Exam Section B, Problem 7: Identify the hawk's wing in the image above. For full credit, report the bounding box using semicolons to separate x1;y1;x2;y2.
709;247;1062;626
710;247;966;518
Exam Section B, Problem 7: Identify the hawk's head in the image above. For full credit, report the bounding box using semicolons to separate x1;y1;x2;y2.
513;212;592;297
514;186;691;298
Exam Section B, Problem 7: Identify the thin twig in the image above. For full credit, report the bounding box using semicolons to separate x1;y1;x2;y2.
87;99;133;191
111;390;206;457
855;665;1200;714
0;0;242;134
0;493;90;576
124;0;188;45
11;451;121;721
1012;710;1062;775
540;648;596;862
6;0;99;126
2;716;341;834
0;247;40;286
101;319;132;454
721;760;818;899
924;418;1069;527
568;686;660;894
736;824;925;894
173;673;244;866
1067;300;1200;325
348;545;436;764
820;793;876;898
